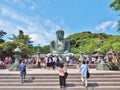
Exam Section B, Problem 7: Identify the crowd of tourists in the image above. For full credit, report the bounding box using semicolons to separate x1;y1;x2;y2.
19;59;89;88
0;55;90;88
0;53;102;69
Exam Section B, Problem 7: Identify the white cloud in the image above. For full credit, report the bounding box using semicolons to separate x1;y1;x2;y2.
112;21;118;28
0;20;10;27
29;34;38;41
14;23;57;46
4;0;25;8
95;21;112;31
95;21;118;31
29;33;50;45
0;19;18;34
0;5;69;46
1;7;31;25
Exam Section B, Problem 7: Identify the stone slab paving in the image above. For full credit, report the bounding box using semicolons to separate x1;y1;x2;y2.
0;66;120;90
0;67;120;74
0;86;120;90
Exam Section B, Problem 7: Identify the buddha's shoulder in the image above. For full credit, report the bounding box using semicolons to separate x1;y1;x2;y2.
50;40;56;45
64;39;69;42
51;40;56;42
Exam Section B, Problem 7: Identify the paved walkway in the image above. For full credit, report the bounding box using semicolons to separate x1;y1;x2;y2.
0;67;120;74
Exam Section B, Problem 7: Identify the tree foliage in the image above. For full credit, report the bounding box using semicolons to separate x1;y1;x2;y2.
41;45;50;54
0;30;7;43
10;30;33;45
0;30;33;58
67;31;120;55
0;30;6;38
110;0;120;11
117;21;120;33
110;0;120;32
0;41;30;58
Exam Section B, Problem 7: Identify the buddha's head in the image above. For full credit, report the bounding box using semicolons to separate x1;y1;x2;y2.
56;29;64;40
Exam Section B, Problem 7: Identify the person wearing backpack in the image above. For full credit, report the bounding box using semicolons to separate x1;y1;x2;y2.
20;61;26;84
80;61;89;87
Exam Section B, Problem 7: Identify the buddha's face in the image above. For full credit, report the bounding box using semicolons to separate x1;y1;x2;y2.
56;31;64;40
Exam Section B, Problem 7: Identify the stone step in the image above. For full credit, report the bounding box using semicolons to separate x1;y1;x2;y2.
0;71;120;74
0;86;120;90
1;86;120;90
0;70;120;90
0;78;120;82
0;72;120;76
0;84;118;89
90;75;120;78
0;77;120;82
0;75;120;79
0;72;120;75
0;81;120;86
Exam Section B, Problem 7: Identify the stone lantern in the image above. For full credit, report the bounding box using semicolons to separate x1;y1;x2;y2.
9;46;21;71
96;51;109;70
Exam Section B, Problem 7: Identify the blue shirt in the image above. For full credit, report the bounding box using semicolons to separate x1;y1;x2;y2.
80;64;88;77
20;63;26;72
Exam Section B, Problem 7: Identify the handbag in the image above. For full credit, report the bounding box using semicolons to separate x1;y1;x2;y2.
64;72;68;79
87;70;90;78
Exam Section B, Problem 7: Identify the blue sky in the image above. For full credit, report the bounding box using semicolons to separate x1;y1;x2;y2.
0;0;119;46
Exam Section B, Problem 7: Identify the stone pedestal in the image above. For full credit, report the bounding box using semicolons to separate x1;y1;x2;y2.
9;46;21;71
9;55;20;71
96;59;109;70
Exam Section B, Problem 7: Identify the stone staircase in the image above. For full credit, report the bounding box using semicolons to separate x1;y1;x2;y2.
0;71;120;90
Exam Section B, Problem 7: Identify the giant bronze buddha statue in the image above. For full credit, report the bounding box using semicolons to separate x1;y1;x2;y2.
50;30;70;55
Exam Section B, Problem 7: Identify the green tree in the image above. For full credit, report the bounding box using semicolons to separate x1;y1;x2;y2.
0;30;7;38
110;0;120;11
10;30;33;45
7;30;35;57
71;47;79;54
84;39;95;54
41;45;50;54
112;42;120;52
110;0;120;32
0;30;7;43
2;41;32;58
117;21;120;32
67;31;120;54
